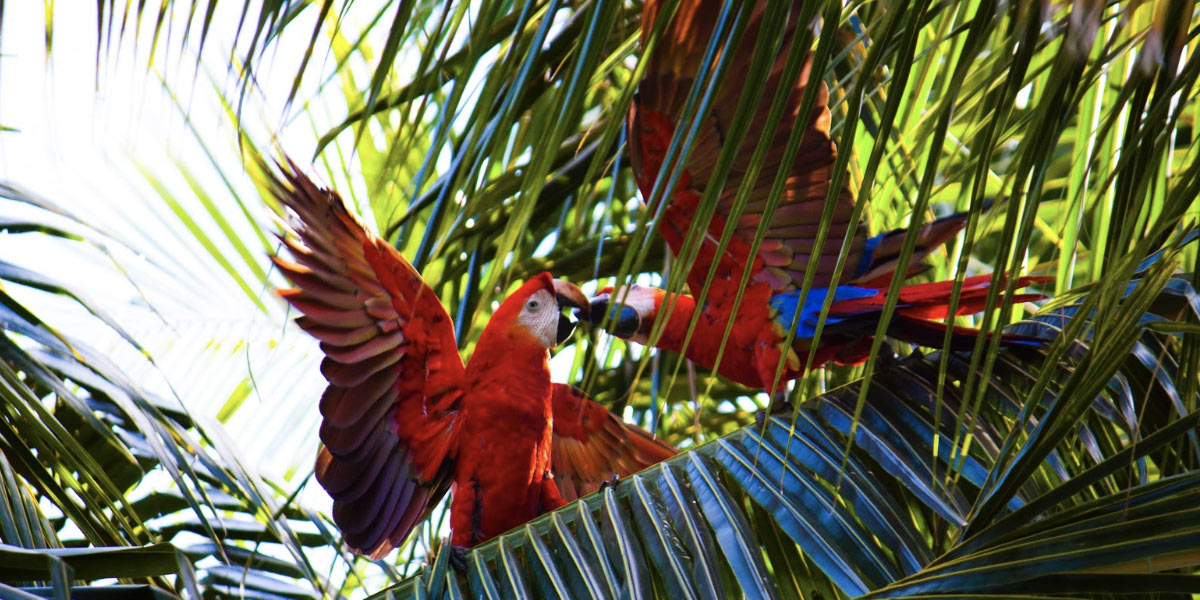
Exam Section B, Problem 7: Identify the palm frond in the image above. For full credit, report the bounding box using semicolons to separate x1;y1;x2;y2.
0;199;355;597
5;0;1200;596
385;268;1200;599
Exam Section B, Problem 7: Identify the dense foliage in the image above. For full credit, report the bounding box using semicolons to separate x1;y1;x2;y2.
1;0;1198;598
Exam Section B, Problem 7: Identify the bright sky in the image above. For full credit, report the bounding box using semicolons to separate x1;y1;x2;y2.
0;0;419;558
0;3;430;588
0;4;601;587
0;0;339;471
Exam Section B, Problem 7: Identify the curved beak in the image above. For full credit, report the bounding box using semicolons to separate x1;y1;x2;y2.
552;279;589;317
552;279;588;346
587;291;642;339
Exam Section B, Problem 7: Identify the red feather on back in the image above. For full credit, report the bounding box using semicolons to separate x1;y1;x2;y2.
594;0;1050;393
631;0;865;294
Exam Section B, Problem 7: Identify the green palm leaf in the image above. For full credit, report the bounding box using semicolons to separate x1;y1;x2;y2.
383;270;1200;598
4;0;1200;597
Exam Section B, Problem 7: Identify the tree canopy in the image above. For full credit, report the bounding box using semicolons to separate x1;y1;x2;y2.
1;1;1198;598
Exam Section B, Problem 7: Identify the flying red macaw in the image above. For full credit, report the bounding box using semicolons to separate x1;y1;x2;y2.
268;163;675;557
590;0;1047;393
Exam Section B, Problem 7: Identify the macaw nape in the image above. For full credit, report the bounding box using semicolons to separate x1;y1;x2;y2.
588;0;1049;393
268;161;675;558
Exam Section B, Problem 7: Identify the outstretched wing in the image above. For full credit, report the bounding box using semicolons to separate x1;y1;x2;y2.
630;0;865;293
550;384;677;501
269;161;466;558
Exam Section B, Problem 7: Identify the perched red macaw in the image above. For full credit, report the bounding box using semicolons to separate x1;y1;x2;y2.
590;0;1047;393
268;163;675;557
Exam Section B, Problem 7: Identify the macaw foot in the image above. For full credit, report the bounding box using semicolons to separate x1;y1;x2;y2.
597;473;621;493
760;390;795;423
447;544;470;573
757;402;795;426
879;341;903;366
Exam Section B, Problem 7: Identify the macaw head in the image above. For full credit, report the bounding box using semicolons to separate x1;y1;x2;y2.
586;284;662;344
494;272;590;350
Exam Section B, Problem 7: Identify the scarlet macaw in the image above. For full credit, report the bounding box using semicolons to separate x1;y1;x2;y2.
590;0;1046;393
268;164;675;557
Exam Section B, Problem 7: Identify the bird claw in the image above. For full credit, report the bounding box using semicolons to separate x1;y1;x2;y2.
879;341;902;365
597;473;621;492
759;391;795;423
447;544;469;573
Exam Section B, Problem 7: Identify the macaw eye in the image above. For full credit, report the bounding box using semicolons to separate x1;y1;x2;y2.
526;300;539;311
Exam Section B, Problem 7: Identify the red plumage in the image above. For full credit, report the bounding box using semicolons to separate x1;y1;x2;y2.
269;162;674;557
592;0;1048;393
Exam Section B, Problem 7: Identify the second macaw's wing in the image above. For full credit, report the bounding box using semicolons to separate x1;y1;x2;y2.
269;162;466;558
549;384;677;501
630;0;867;294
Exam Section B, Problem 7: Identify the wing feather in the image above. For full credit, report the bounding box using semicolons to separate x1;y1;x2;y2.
550;384;676;501
270;160;466;558
631;0;868;293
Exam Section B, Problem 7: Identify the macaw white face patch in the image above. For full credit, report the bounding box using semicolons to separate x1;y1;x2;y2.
518;289;560;349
